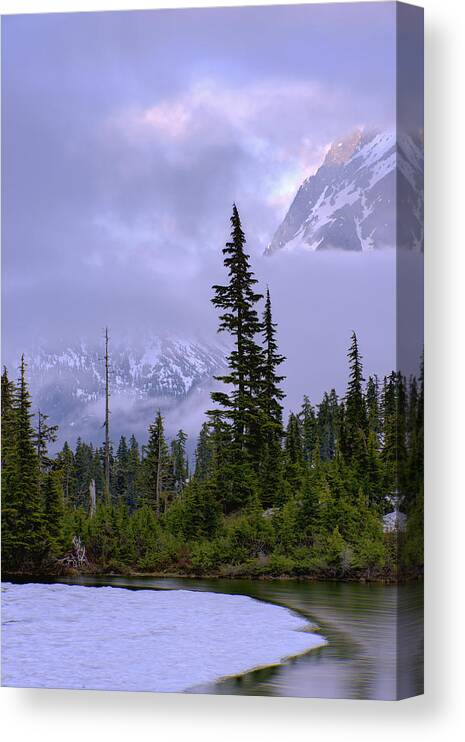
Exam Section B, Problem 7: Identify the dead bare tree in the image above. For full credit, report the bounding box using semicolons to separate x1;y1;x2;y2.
89;479;96;517
56;536;88;571
103;327;111;503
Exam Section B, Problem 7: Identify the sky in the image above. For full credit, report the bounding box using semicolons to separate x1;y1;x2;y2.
1;3;422;435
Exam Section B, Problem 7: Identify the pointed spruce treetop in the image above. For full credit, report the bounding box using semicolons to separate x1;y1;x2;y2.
262;286;286;425
345;331;367;433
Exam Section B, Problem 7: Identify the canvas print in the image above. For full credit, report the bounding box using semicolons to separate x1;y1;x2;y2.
1;2;424;700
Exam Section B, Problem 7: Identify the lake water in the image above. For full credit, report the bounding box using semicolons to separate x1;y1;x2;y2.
1;576;423;700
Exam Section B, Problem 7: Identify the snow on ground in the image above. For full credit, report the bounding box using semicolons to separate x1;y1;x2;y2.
1;582;326;693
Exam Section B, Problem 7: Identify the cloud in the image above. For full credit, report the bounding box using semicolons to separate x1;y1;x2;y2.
111;78;352;196
2;3;402;394
140;101;192;140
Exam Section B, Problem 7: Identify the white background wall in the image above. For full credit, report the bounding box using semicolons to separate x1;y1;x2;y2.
1;0;464;740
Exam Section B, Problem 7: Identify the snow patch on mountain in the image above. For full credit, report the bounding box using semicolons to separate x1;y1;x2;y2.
15;336;226;447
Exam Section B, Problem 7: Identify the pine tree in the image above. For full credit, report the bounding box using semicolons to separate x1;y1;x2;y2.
402;356;424;565
209;205;264;506
298;467;320;537
1;366;17;488
56;441;76;504
396;372;408;496
92;446;105;503
206;410;239;513
365;430;382;508
366;375;381;441
34;410;58;476
194;422;213;481
143;410;173;515
414;357;424;501
74;439;95;508
300;396;317;464
259;287;286;507
126;434;141;510
1;367;19;567
318;390;340;461
261;288;285;424
283;412;304;496
114;436;129;501
381;371;409;507
177;478;222;540
381;372;398;499
43;468;65;555
171;429;188;493
344;332;368;465
8;357;45;568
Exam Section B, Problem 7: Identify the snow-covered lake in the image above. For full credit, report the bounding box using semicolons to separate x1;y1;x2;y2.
1;582;326;692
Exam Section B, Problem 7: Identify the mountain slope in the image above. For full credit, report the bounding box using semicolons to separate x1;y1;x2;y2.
266;129;423;254
20;337;226;447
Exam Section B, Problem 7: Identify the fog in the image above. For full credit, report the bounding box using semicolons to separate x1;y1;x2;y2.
1;4;424;446
9;245;424;451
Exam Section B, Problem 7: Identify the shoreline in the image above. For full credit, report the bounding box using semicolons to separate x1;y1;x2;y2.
2;573;424;699
3;566;423;585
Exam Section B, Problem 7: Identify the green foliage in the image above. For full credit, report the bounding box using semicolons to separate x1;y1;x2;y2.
171;429;188;493
194;422;213;481
141;410;173;515
1;367;18;563
165;478;222;540
43;468;65;555
2;358;46;569
33;410;58;478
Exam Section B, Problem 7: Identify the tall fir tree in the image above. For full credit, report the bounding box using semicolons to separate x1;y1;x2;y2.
209;205;264;508
259;287;286;507
318;390;340;461
396;372;408;497
381;372;398;499
283;412;304;496
300;396;318;464
5;357;45;568
34;410;58;476
171;429;188;493
194;422;213;481
114;436;130;502
126;434;141;510
143;410;173;515
56;441;76;504
43;467;65;555
74;439;95;508
344;332;368;468
1;366;17;485
1;367;19;567
366;375;381;441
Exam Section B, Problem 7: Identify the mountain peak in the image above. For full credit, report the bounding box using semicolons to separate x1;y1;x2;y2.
266;129;423;254
322;128;365;166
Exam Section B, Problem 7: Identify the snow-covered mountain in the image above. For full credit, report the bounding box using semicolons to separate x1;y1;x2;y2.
21;337;226;447
266;129;423;254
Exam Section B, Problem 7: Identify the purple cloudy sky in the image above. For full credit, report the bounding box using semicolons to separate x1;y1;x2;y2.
1;3;421;411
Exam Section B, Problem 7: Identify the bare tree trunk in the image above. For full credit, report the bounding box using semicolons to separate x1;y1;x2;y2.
104;327;111;503
37;410;42;466
89;479;96;517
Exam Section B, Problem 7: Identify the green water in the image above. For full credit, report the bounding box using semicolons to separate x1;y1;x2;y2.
41;575;423;700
